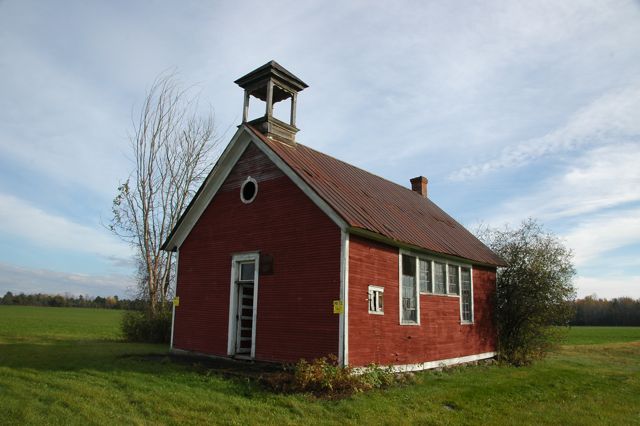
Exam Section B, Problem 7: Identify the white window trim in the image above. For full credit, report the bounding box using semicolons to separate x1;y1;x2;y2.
368;285;384;315
240;176;258;204
227;252;260;358
401;249;474;325
399;251;420;326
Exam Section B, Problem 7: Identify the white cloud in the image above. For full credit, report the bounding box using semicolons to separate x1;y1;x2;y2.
284;0;640;181
0;1;215;199
479;142;640;297
0;38;134;197
0;262;134;298
0;192;131;260
488;143;640;224
2;0;640;188
563;208;640;267
575;275;640;299
450;82;640;181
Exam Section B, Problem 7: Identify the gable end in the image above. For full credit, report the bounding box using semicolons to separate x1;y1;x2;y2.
162;126;348;251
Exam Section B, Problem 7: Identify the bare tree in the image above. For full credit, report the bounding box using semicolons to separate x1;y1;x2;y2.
111;73;218;315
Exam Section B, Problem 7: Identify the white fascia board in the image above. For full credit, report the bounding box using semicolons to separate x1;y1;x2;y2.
247;132;348;231
164;127;252;250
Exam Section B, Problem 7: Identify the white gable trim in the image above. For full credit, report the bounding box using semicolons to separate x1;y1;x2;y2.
163;126;347;251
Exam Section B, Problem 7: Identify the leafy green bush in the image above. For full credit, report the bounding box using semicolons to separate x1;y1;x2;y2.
359;364;397;389
121;308;172;343
478;219;576;366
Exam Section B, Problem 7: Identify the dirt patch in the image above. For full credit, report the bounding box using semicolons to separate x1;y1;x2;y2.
125;352;286;380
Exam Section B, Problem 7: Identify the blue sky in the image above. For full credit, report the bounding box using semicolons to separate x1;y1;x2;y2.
0;0;639;299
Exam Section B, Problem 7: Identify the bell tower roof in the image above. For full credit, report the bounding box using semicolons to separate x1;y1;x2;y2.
234;60;308;100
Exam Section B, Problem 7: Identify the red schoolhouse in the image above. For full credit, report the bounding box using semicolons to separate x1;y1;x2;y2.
162;62;506;371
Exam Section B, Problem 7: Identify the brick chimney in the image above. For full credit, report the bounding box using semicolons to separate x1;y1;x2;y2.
410;176;428;198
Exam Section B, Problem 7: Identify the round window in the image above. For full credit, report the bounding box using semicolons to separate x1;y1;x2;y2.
240;177;258;204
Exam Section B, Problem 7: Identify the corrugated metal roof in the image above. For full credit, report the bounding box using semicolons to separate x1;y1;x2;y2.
249;126;506;267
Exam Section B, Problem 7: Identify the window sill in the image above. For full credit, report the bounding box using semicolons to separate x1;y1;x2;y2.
420;292;460;298
461;321;474;325
400;321;420;326
368;311;384;315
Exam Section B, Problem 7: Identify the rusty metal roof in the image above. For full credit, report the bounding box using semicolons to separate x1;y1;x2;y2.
249;126;506;267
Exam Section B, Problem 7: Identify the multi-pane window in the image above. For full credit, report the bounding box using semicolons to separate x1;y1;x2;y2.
400;254;473;324
448;265;460;295
368;286;384;314
461;267;473;322
419;259;432;293
400;252;474;325
401;255;418;323
433;262;446;294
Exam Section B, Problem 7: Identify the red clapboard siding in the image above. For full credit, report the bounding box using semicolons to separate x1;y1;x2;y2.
174;142;341;362
348;235;496;367
220;143;284;191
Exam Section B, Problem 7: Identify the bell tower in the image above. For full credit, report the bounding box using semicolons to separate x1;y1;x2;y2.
235;61;308;144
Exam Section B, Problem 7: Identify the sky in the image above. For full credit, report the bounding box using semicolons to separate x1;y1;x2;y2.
0;0;639;299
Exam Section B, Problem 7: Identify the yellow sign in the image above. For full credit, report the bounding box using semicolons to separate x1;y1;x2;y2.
173;297;180;307
333;300;344;314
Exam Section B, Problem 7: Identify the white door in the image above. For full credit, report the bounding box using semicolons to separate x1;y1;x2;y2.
228;254;259;358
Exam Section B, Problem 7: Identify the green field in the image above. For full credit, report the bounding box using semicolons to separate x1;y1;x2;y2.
563;326;640;345
1;306;639;425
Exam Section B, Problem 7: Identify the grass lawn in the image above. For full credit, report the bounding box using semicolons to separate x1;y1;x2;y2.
1;306;639;425
565;326;640;345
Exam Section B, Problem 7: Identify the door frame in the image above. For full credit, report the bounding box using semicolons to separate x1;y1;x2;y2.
227;252;260;358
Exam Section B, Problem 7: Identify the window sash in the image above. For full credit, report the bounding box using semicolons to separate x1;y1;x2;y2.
419;259;432;293
239;262;255;282
461;267;472;322
433;262;446;294
448;265;460;295
401;255;418;323
368;286;384;314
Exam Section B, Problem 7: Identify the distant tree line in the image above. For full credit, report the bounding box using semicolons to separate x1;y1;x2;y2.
3;291;639;326
1;291;146;311
572;296;640;326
